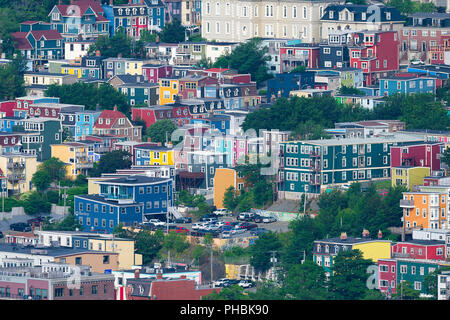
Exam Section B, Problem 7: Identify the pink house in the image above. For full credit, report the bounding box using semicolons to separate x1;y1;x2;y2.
142;64;173;84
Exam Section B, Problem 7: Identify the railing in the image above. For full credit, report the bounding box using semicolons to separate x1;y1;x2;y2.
7;174;25;182
281;54;307;61
105;193;133;201
7;162;25;169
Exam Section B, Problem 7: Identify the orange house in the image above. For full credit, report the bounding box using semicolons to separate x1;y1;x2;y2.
213;168;245;209
400;191;448;230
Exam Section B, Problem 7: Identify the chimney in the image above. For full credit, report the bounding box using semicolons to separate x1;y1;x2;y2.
96;103;100;111
96;50;101;57
340;232;347;240
362;229;370;238
378;230;383;239
117;52;122;58
180;275;186;279
113;105;117;111
134;269;140;279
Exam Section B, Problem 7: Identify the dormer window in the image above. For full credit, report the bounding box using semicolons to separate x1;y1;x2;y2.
52;13;60;21
99;118;103;124
386;12;391;20
106;119;110;125
329;11;334;19
118;9;123;15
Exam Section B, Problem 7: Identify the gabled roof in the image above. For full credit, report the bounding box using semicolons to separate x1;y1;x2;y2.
30;30;63;41
52;0;104;18
11;32;33;50
94;108;127;129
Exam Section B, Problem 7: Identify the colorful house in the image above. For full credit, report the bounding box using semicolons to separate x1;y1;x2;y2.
74;175;173;232
142;64;173;83
379;75;437;96
390;142;443;172
391;166;430;190
51;142;95;179
213;168;245;209
134;145;174;166
400;191;448;229
313;231;391;278
61;54;105;80
0;153;38;196
49;0;110;42
266;72;315;102
279;43;320;73
93;107;142;142
159;77;180;105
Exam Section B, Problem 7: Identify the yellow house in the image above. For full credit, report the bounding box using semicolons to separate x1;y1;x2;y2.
125;59;146;76
0;154;38;194
135;145;174;166
391;166;430;190
88;236;143;270
352;240;392;263
159;78;179;105
213;168;245;209
51;142;94;180
61;65;83;78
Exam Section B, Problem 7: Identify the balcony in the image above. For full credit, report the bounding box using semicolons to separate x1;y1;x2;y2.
76;163;93;169
281;54;307;62
7;174;25;182
177;47;191;55
400;199;415;208
7;162;25;170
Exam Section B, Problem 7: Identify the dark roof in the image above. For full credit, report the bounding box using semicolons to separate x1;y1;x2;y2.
315;236;384;244
98;175;170;185
134;145;172;151
75;194;142;206
397;239;445;246
322;4;403;22
0;243;114;257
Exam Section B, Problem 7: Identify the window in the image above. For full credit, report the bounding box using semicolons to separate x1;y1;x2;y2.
54;288;64;297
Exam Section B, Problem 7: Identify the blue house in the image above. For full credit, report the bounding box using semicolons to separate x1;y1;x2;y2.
75;110;102;140
74;175;173;233
267;72;316;102
379;75;436;96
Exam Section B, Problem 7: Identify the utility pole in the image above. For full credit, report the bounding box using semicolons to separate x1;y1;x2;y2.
269;250;277;283
210;244;213;285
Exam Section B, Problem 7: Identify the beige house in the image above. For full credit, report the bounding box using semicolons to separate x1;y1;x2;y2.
0;153;38;195
201;0;344;43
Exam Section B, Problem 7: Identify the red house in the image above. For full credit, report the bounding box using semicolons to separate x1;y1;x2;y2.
378;259;397;295
279;43;320;73
124;274;220;300
142;64;173;84
132;105;192;128
349;30;399;86
0;101;16;118
391;240;446;261
390;142;443;172
178;75;218;100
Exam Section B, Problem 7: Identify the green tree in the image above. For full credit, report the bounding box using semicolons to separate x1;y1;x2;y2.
202;285;249;300
139;29;157;43
0;54;27;99
249;232;281;273
146;119;178;144
441;147;450;168
90;150;132;177
223;186;238;212
43;213;81;231
338;85;366;96
282;260;329;300
391;280;421;300
213;38;272;85
135;229;164;265
289;65;307;73
38;157;67;183
31;170;52;191
158;19;186;43
22;192;51;215
328;249;373;300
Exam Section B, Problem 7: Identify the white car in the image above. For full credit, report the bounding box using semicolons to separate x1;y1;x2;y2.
213;278;229;287
238;280;254;288
213;208;231;216
192;222;207;230
146;219;165;226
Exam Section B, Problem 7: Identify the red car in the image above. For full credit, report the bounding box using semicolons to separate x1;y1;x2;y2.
175;226;189;234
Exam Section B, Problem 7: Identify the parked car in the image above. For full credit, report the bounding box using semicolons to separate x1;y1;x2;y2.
10;222;32;232
237;212;254;221
213;278;230;287
200;214;218;222
251;215;263;223
223;279;240;287
192;222;209;230
239;222;258;230
0;231;3;239
220;230;234;238
238;279;254;288
262;216;277;223
146;219;165;226
213;208;231;216
175;216;192;224
175;226;189;234
250;227;270;236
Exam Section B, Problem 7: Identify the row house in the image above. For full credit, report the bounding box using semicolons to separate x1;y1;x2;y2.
61;54;105;80
261;38;289;74
333;120;406;138
391;240;446;261
103;57;149;79
12;21;64;62
178;75;218;100
267;71;316;102
335;94;385;110
400;13;450;64
142;64;173;83
201;0;345;43
390;142;443;172
72;110;102;141
320;4;404;39
112;1;160;39
49;0;110;42
279;133;425;199
0;133;24;155
407;64;450;81
23;71;78;89
51;142;95;179
119;82;159;106
134;145;174;166
348;30;400;86
131;105;192;128
279;43;320;73
64;39;94;60
181;0;202;27
0;153;37;195
74;175;173;232
17;102;84;120
35;230;142;270
319;30;352;69
93;107;142;142
313;231;391;279
378;258;444;296
174;42;207;66
379;74;437;96
113;141;160;164
391;166;430;191
400;190;449;230
0;263;115;300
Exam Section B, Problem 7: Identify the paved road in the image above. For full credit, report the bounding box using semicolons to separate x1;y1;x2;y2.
0;213;66;232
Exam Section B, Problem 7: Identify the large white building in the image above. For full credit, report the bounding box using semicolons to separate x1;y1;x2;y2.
201;0;344;43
